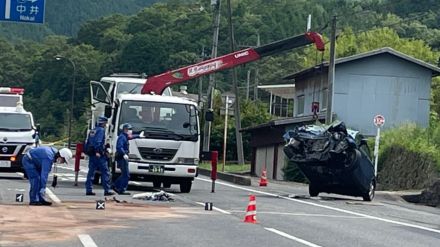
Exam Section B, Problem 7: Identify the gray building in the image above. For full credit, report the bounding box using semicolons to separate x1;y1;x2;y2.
285;47;440;135
244;47;440;180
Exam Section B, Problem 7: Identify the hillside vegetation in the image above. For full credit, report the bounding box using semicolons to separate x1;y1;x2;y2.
0;0;439;166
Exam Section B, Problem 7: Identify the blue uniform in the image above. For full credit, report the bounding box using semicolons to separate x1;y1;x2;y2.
113;132;130;193
85;125;111;193
22;146;57;203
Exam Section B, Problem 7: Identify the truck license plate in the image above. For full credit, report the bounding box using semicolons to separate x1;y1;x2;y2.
0;161;11;168
149;165;164;173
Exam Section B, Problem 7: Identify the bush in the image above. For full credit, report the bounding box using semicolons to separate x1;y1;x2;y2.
376;122;440;190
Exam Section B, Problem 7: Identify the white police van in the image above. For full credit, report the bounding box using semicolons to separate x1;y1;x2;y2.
0;87;38;175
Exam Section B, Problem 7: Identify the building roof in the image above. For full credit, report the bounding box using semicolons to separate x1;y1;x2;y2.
257;84;295;99
284;47;440;80
241;113;327;132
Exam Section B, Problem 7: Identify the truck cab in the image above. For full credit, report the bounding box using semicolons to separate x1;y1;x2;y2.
89;74;199;192
0;87;37;174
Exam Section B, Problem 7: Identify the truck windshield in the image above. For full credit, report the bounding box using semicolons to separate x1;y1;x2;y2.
119;100;198;141
0;113;32;131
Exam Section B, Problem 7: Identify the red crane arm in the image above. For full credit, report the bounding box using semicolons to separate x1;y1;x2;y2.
141;32;324;95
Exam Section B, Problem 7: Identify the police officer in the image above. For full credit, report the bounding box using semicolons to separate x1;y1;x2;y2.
112;123;144;195
22;146;73;206
85;116;114;196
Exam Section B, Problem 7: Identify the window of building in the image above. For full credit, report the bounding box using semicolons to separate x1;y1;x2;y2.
321;88;328;110
297;95;305;116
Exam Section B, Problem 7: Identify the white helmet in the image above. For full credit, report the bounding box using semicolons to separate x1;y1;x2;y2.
59;148;73;164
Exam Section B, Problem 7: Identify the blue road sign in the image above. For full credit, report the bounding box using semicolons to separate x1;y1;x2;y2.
0;0;45;24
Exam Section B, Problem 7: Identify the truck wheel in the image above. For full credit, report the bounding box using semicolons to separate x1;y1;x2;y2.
363;180;376;201
153;180;161;188
309;183;319;197
163;182;171;188
93;173;100;185
180;181;192;193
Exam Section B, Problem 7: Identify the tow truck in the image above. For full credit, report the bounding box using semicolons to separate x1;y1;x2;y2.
90;31;324;192
0;87;38;175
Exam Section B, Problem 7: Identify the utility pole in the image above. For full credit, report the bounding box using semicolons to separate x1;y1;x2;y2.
202;0;221;152
254;33;260;101
326;15;337;124
198;46;206;109
246;70;251;100
227;0;245;165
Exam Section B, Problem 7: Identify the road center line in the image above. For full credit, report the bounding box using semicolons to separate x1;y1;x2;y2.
195;202;231;214
228;210;365;218
265;228;322;247
78;234;98;247
45;188;62;204
196;177;440;234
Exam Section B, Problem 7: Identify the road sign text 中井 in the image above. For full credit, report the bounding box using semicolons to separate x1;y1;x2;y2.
0;0;45;24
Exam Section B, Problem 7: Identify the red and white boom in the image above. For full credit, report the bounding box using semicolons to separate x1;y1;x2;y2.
141;32;325;95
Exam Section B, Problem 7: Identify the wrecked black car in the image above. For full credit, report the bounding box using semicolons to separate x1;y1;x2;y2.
283;121;376;201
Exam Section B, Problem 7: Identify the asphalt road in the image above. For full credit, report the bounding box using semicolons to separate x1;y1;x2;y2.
0;160;439;247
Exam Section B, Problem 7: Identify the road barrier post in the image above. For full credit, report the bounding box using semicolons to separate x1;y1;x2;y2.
211;151;218;193
74;143;83;186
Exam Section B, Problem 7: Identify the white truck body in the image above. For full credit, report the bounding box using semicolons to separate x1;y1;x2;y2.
89;75;199;192
0;93;36;173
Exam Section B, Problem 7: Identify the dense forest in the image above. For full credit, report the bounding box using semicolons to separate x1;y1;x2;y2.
0;0;439;160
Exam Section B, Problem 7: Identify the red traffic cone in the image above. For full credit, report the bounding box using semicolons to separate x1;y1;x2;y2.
244;194;257;224
259;168;268;186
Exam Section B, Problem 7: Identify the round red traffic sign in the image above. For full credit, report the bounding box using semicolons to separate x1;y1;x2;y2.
374;115;385;127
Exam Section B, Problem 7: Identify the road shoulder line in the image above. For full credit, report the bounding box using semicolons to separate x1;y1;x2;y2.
78;234;98;247
265;228;322;247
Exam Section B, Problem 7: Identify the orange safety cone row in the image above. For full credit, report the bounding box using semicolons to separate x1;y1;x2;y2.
259;168;268;186
244;194;257;224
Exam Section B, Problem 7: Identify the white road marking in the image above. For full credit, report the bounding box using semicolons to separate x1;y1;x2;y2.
265;228;322;247
78;234;98;247
228;211;365;218
195;202;231;215
45;188;62;204
130;181;142;185
196;177;440;234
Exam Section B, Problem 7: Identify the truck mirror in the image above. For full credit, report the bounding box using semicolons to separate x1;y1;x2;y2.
36;124;40;131
104;105;112;118
205;110;214;122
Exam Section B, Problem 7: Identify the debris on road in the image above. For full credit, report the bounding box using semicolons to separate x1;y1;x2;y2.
132;190;174;201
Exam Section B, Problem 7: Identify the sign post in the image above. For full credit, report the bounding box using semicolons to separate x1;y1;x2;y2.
373;115;385;177
0;0;45;24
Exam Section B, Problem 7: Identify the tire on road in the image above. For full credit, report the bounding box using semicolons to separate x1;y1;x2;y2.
363;179;376;201
163;182;171;188
309;183;319;197
180;180;192;193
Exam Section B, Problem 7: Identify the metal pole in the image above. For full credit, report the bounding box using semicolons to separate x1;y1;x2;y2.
203;0;221;152
269;92;273;115
254;33;260;101
68;58;76;149
246;70;251;100
222;96;229;172
374;127;381;177
326;15;336;124
227;0;244;165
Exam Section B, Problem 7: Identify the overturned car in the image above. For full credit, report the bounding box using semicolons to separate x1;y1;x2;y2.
283;121;376;201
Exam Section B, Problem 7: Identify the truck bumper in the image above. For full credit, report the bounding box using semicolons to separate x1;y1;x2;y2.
115;161;197;179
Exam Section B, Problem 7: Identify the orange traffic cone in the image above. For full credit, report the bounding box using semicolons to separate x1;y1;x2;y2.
259;168;268;186
244;194;257;224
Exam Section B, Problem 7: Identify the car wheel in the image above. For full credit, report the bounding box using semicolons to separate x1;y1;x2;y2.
309;183;319;197
363;180;375;201
153;180;161;188
163;182;171;188
180;180;192;193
